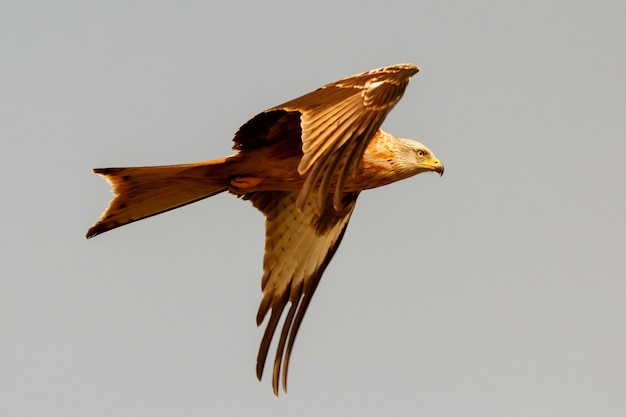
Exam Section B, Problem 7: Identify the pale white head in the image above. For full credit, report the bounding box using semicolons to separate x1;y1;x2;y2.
396;138;444;177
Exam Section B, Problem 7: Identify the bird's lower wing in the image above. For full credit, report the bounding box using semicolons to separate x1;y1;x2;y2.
245;190;359;395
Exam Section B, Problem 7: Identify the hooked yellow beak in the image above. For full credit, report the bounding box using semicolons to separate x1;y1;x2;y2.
425;158;444;176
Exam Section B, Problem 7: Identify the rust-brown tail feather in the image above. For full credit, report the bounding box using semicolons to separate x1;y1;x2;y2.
86;158;235;238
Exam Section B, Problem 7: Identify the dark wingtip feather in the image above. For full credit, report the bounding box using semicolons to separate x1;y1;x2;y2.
256;303;286;382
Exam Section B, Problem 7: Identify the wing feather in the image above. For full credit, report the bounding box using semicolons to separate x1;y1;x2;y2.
246;190;359;394
234;64;419;212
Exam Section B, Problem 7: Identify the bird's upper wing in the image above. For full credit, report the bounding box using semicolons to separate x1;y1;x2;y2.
234;63;419;212
244;190;359;395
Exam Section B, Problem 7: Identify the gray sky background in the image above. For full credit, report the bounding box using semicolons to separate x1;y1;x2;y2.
2;1;625;416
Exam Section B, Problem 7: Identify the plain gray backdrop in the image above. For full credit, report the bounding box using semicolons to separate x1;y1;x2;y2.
2;1;625;416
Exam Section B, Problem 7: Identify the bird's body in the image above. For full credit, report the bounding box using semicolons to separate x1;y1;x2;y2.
87;63;443;395
227;128;434;194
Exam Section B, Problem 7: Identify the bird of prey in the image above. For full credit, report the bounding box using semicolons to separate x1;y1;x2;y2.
86;63;444;395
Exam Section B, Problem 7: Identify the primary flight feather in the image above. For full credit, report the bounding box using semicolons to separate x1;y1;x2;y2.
86;63;443;395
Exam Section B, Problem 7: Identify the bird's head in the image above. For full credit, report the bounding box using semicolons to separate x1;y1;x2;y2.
399;139;444;177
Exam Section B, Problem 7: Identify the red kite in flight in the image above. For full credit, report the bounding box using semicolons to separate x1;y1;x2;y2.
86;63;443;395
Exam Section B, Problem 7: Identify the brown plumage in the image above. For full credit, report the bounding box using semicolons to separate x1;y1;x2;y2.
86;63;444;395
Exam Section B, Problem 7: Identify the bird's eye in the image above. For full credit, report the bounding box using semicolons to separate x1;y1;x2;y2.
417;150;426;157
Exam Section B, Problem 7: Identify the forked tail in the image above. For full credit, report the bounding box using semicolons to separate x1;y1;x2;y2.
86;158;235;238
